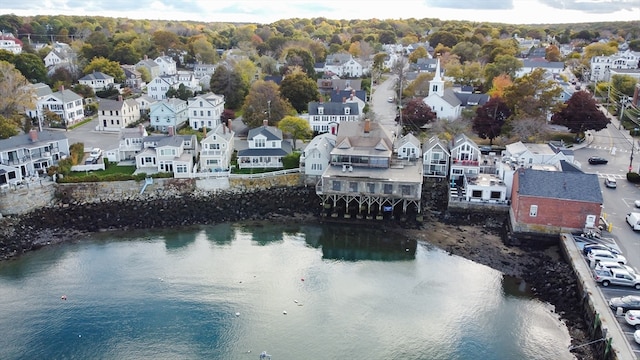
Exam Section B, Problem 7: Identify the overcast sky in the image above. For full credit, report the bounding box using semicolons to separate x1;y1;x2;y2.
3;0;639;25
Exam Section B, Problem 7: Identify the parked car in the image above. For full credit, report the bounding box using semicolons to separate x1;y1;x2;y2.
635;330;640;344
592;268;640;289
625;310;640;329
604;176;617;188
635;200;640;208
90;147;102;158
583;243;621;256
387;96;394;103
587;249;627;264
595;261;636;275
588;156;608;165
608;295;640;312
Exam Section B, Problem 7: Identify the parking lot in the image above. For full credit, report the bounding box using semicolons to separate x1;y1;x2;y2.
574;235;640;357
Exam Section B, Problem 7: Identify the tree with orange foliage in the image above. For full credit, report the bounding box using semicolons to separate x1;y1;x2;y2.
487;74;512;99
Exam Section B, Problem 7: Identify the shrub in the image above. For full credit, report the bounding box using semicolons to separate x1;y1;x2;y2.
282;152;301;169
627;172;640;183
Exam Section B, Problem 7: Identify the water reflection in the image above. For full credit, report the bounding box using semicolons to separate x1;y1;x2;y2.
314;225;416;261
502;275;534;298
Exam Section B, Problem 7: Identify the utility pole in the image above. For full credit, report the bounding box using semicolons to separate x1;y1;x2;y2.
619;95;630;130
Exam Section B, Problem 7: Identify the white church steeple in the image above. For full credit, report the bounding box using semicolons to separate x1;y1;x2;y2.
429;58;444;97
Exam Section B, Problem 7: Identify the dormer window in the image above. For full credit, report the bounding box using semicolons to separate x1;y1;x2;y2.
344;107;350;115
318;107;324;115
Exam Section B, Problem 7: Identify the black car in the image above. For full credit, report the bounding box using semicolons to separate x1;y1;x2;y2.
588;156;608;165
608;295;640;312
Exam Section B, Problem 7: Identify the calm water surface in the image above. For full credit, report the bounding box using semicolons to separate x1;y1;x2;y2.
0;223;574;360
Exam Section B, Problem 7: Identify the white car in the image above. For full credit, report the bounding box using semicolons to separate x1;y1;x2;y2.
587;249;626;264
604;176;617;188
595;261;636;275
625;310;640;329
587;249;627;265
634;200;640;208
89;147;102;158
635;330;640;345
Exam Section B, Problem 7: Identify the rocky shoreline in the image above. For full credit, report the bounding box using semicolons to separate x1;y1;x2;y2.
0;185;596;359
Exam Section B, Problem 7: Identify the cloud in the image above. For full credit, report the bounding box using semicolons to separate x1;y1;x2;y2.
537;0;639;13
425;0;514;10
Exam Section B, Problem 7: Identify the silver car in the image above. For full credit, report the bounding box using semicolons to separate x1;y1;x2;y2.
593;268;640;289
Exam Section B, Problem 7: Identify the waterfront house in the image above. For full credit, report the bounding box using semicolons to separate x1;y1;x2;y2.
449;134;481;183
396;133;421;160
422;135;450;179
316;119;423;218
111;125;148;162
0;129;69;187
199;122;234;172
237;120;292;169
135;128;197;178
300;132;336;184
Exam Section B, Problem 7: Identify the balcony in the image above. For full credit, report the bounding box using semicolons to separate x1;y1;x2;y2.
452;159;479;166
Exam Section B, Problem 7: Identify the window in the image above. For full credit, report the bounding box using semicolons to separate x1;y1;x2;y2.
383;184;393;194
349;182;358;192
255;138;265;148
471;190;482;198
490;191;501;199
332;180;342;191
367;183;375;194
401;185;412;196
318;107;324;115
452;169;463;175
176;164;187;173
529;205;538;217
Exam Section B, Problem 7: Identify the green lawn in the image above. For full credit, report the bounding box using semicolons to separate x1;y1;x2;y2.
66;164;136;178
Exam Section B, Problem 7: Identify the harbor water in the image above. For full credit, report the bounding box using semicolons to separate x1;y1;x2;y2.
0;223;574;360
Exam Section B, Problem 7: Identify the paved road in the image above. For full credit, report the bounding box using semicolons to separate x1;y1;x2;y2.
50;117;121;152
370;74;401;134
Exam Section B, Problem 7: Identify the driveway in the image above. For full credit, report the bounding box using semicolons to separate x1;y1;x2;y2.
49;117;121;152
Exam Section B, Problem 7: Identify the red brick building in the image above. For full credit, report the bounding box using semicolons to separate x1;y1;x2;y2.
510;168;603;234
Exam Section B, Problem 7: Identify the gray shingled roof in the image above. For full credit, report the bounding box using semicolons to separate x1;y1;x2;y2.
79;71;114;81
516;168;603;203
308;102;359;116
0;130;68;151
247;126;283;141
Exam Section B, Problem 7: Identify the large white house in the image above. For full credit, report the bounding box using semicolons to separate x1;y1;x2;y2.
323;53;367;77
97;96;141;131
155;54;177;75
199;122;235;172
0;32;22;54
78;71;115;91
307;101;360;134
590;50;640;82
149;98;188;132
39;87;84;127
188;92;225;130
0;129;69;186
135;55;161;80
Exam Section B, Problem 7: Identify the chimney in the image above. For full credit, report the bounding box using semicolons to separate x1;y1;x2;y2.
227;119;232;133
168;126;174;136
144;54;148;60
263;119;268;127
118;95;123;102
60;85;64;92
139;124;145;136
342;97;346;103
364;119;371;133
203;126;207;137
29;128;38;142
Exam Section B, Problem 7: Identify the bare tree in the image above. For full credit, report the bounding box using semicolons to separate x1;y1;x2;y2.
511;117;550;142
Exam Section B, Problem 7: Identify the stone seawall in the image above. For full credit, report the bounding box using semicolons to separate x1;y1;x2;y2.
0;185;320;261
